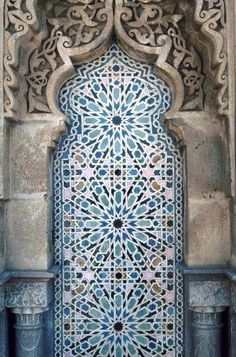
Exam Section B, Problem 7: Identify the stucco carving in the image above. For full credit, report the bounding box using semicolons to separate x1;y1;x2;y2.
115;0;205;111
5;283;48;308
4;0;39;120
27;0;113;113
3;0;228;120
194;0;228;115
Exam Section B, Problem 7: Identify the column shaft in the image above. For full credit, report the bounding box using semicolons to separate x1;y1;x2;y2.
191;307;225;357
11;307;46;357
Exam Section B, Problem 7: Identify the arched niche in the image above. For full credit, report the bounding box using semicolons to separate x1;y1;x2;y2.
53;41;184;356
0;1;235;356
1;0;231;278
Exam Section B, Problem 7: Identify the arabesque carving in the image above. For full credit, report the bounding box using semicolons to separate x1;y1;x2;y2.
3;0;228;119
4;0;39;119
5;283;47;308
27;0;112;113
194;0;228;115
116;0;205;111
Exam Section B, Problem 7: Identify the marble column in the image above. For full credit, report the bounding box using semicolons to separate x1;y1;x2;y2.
188;279;230;357
11;307;47;357
5;281;51;356
190;307;226;357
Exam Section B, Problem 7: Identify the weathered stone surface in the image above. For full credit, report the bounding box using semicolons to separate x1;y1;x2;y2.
0;125;8;200
186;197;230;266
0;202;5;273
10;122;52;195
0;310;7;357
6;199;51;270
172;113;228;198
189;281;230;307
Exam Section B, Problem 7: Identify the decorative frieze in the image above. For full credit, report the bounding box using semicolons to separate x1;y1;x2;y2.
4;0;39;119
5;282;48;308
3;0;228;120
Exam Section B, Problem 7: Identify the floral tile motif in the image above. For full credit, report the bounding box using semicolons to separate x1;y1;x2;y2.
54;43;184;356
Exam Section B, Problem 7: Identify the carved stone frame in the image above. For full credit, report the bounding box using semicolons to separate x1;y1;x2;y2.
0;0;236;356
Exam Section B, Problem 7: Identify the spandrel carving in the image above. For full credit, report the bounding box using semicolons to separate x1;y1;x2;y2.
3;0;228;118
27;0;112;113
117;0;205;110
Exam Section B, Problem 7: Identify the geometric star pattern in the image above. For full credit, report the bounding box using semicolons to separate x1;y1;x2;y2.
54;43;184;356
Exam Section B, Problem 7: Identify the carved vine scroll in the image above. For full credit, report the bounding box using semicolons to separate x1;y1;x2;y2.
3;0;228;119
27;0;113;113
4;0;39;119
116;0;205;111
194;0;228;115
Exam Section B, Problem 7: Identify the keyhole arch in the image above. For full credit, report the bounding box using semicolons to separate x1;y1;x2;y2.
53;41;184;356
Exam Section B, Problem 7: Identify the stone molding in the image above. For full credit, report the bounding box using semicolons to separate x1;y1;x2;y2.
3;0;228;124
0;267;58;310
12;306;48;323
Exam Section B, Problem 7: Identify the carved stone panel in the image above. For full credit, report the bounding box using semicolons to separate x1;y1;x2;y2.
115;0;205;111
27;0;113;113
5;282;49;308
3;0;228;120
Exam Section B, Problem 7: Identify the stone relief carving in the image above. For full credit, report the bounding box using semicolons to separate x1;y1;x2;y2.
5;283;48;308
116;0;205;111
27;0;113;113
3;0;228;119
194;0;228;115
4;0;39;119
